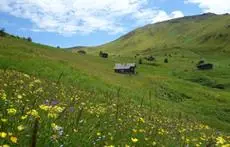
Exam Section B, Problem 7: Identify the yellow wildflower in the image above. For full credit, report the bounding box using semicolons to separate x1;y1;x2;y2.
152;141;157;146
51;123;59;130
139;117;145;123
27;109;39;118
23;73;30;78
139;129;145;133
2;144;10;147
17;125;25;131
17;95;22;99
132;129;137;133
186;138;190;143
53;106;65;113
10;136;17;144
125;145;130;147
1;119;7;123
1;93;7;100
131;137;138;143
34;79;41;83
21;115;28;120
104;145;114;147
0;132;7;138
39;104;51;111
216;136;226;145
48;113;58;119
7;108;17;115
97;132;101;136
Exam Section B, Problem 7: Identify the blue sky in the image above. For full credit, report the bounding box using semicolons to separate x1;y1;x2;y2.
0;0;229;48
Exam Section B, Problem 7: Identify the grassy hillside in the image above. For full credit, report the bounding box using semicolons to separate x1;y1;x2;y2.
0;22;230;146
77;13;230;56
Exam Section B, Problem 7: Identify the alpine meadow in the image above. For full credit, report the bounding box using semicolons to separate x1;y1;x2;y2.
1;11;230;147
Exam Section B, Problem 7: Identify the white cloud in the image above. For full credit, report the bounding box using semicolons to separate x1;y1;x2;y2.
185;0;230;14
0;0;184;35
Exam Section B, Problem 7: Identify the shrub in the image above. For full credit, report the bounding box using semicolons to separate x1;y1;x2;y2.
27;37;32;42
0;28;6;37
164;58;168;63
139;58;142;64
78;50;86;55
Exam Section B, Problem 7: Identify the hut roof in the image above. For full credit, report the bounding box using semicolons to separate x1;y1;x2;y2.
114;63;136;70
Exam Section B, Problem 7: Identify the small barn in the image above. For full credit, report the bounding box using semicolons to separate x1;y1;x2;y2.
197;63;213;70
114;63;136;74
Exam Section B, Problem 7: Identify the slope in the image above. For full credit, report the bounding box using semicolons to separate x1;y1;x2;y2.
77;13;230;57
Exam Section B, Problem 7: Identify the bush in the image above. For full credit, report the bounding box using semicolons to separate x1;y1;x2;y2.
0;28;6;37
164;58;168;63
139;58;142;64
27;37;32;42
78;50;86;55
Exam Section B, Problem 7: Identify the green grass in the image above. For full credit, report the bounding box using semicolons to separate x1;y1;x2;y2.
79;13;230;56
0;14;230;146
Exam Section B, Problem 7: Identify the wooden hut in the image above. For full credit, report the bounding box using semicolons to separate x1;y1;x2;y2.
114;63;136;74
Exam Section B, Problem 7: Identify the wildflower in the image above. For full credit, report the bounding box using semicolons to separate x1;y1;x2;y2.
17;94;22;99
0;132;7;138
1;144;10;147
1;119;7;123
7;108;17;115
51;123;59;130
139;117;145;123
10;136;17;143
104;145;114;147
21;115;28;120
53;106;65;113
139;129;145;133
186;138;190;143
125;145;130;147
216;136;226;145
1;92;7;100
51;123;63;136
17;125;25;131
39;104;51;111
34;79;41;83
48;113;58;119
23;73;30;78
152;141;157;146
97;132;101;136
131;137;138;143
132;129;137;133
27;109;39;118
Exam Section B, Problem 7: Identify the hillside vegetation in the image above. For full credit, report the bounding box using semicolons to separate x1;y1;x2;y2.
1;13;230;146
78;13;230;56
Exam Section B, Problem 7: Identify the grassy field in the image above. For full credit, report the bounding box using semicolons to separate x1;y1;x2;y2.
1;14;230;146
77;13;230;56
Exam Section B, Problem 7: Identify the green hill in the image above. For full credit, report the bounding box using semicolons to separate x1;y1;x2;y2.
76;13;230;56
0;15;230;146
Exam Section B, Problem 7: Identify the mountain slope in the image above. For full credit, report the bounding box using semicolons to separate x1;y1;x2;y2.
76;13;230;56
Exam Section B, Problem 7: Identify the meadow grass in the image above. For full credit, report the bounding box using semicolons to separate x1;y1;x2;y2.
0;29;230;146
0;70;229;147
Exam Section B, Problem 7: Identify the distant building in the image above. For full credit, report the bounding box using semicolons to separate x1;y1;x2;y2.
197;63;213;70
114;63;136;74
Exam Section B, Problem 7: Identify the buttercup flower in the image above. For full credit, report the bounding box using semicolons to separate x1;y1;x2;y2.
131;137;138;143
